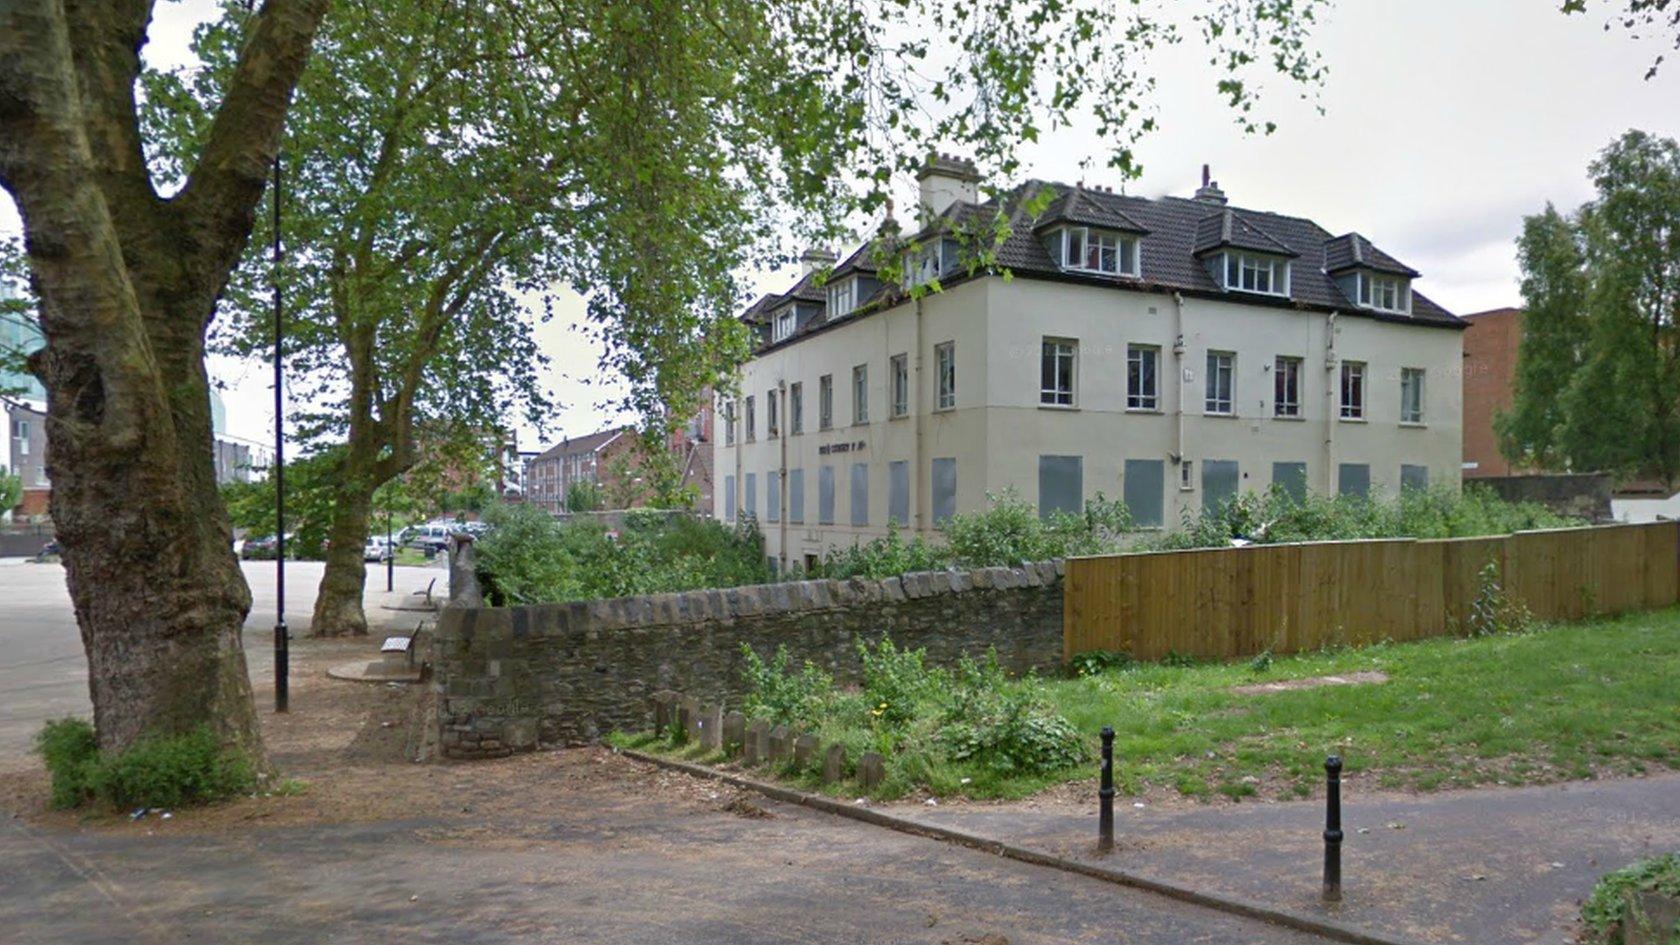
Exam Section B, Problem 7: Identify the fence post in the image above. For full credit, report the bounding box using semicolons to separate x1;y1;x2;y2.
1323;755;1343;902
1097;726;1115;854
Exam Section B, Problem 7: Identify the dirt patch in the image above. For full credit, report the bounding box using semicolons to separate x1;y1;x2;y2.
1229;670;1388;695
721;792;775;819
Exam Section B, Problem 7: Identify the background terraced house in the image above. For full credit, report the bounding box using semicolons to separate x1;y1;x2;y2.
716;157;1465;570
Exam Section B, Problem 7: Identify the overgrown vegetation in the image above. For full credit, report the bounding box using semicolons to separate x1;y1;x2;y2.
36;719;257;811
1143;485;1578;551
473;502;770;604
627;606;1680;801
1580;854;1680;945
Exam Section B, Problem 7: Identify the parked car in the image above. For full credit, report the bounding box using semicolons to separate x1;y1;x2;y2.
240;534;292;560
404;522;456;556
363;536;394;562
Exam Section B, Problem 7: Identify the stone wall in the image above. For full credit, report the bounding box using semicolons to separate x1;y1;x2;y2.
430;561;1065;759
1475;472;1614;522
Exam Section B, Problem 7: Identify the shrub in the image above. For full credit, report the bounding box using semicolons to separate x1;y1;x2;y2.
938;661;1086;775
859;637;947;729
1467;560;1535;636
36;718;97;809
940;489;1136;567
1069;649;1132;677
1581;854;1680;944
740;643;835;727
36;720;256;811
817;524;948;579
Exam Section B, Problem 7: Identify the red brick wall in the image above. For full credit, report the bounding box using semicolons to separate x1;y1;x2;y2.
1461;308;1522;478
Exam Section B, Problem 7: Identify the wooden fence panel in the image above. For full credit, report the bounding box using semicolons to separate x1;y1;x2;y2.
1064;522;1680;662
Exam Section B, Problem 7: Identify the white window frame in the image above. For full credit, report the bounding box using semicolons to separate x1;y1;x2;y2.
890;354;909;418
1400;367;1425;424
935;341;956;410
1340;361;1366;420
14;420;29;455
1359;272;1410;314
827;278;858;319
1205;351;1235;415
1057;226;1140;277
819;374;833;430
852;364;869;424
772;309;796;343
745;394;756;440
1274;356;1302;418
1224;252;1290;296
1127;344;1160;411
904;242;943;288
1040;338;1077;407
723;398;736;445
766;389;779;438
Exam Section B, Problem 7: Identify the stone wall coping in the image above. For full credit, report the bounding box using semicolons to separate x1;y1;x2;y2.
437;559;1064;638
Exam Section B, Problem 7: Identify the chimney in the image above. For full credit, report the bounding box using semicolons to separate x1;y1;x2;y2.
800;246;838;276
1193;163;1227;205
916;152;982;218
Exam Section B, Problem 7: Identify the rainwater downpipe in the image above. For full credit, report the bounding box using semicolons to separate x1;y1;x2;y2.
778;376;788;572
1172;292;1187;509
1324;311;1339;494
914;296;927;534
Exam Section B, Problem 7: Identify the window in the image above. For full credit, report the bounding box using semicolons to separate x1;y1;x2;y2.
1057;227;1140;276
14;419;28;455
850;462;869;526
1274;356;1302;417
744;472;757;518
1038;455;1083;520
1123;459;1164;528
904;242;944;288
745;394;756;440
935;342;956;410
1127;345;1159;410
1205;351;1234;415
724;474;736;521
890;354;909;417
767;470;780;522
772;309;796;343
1338;463;1371;498
818;466;836;524
932;457;957;524
888;461;909;525
1400;368;1425;424
766;389;779;438
789;383;803;435
818;374;833;430
1224;252;1289;296
1339;362;1365;419
1180;459;1194;490
1401;464;1429;492
852;364;869;423
1041;338;1077;406
1272;462;1308;503
1202;460;1239;513
828;278;858;318
1360;273;1408;313
789;469;805;523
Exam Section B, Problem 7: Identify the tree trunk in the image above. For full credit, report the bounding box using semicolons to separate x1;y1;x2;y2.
0;0;327;757
311;475;374;636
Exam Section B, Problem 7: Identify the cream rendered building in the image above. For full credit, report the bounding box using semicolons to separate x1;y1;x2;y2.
716;158;1464;571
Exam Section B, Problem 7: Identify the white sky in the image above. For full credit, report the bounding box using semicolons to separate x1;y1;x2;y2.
3;0;1677;450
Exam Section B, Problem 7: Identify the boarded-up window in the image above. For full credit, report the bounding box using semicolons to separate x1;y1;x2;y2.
818;466;835;524
1123;459;1164;527
788;469;804;523
1202;459;1239;513
724;474;736;521
1038;455;1083;520
932;458;957;524
766;471;780;522
850;462;869;526
1272;462;1308;503
1338;463;1370;498
889;461;909;525
744;472;757;518
1401;464;1429;492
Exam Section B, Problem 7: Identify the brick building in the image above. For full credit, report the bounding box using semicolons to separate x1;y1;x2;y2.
1460;307;1522;478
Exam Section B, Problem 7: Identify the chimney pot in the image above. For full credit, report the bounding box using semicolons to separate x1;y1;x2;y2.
916;152;982;218
799;246;838;276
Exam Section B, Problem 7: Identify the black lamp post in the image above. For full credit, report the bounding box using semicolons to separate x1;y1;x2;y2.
271;156;288;714
385;498;394;593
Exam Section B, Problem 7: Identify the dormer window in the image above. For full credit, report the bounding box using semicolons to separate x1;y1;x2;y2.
772;309;796;343
1223;252;1290;296
904;242;946;289
827;278;857;319
1358;272;1410;314
1048;226;1139;277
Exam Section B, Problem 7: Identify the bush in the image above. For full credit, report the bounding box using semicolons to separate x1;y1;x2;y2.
1581;854;1680;944
941;490;1135;567
1068;649;1132;677
740;643;835;727
859;637;946;729
817;524;947;579
937;654;1087;775
36;720;256;811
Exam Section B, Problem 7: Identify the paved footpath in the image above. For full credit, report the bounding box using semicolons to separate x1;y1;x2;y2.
887;773;1680;945
0;791;1336;945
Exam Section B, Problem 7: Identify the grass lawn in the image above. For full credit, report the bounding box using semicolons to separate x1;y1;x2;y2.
619;607;1680;803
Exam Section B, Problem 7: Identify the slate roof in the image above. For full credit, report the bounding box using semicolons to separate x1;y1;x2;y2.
1033;187;1149;235
533;426;630;461
746;179;1461;347
1323;232;1420;277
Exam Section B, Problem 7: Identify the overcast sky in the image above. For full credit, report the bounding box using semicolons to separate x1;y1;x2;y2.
3;0;1677;450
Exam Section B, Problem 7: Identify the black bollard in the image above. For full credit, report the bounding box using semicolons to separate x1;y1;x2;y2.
1098;726;1115;853
1323;755;1343;902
